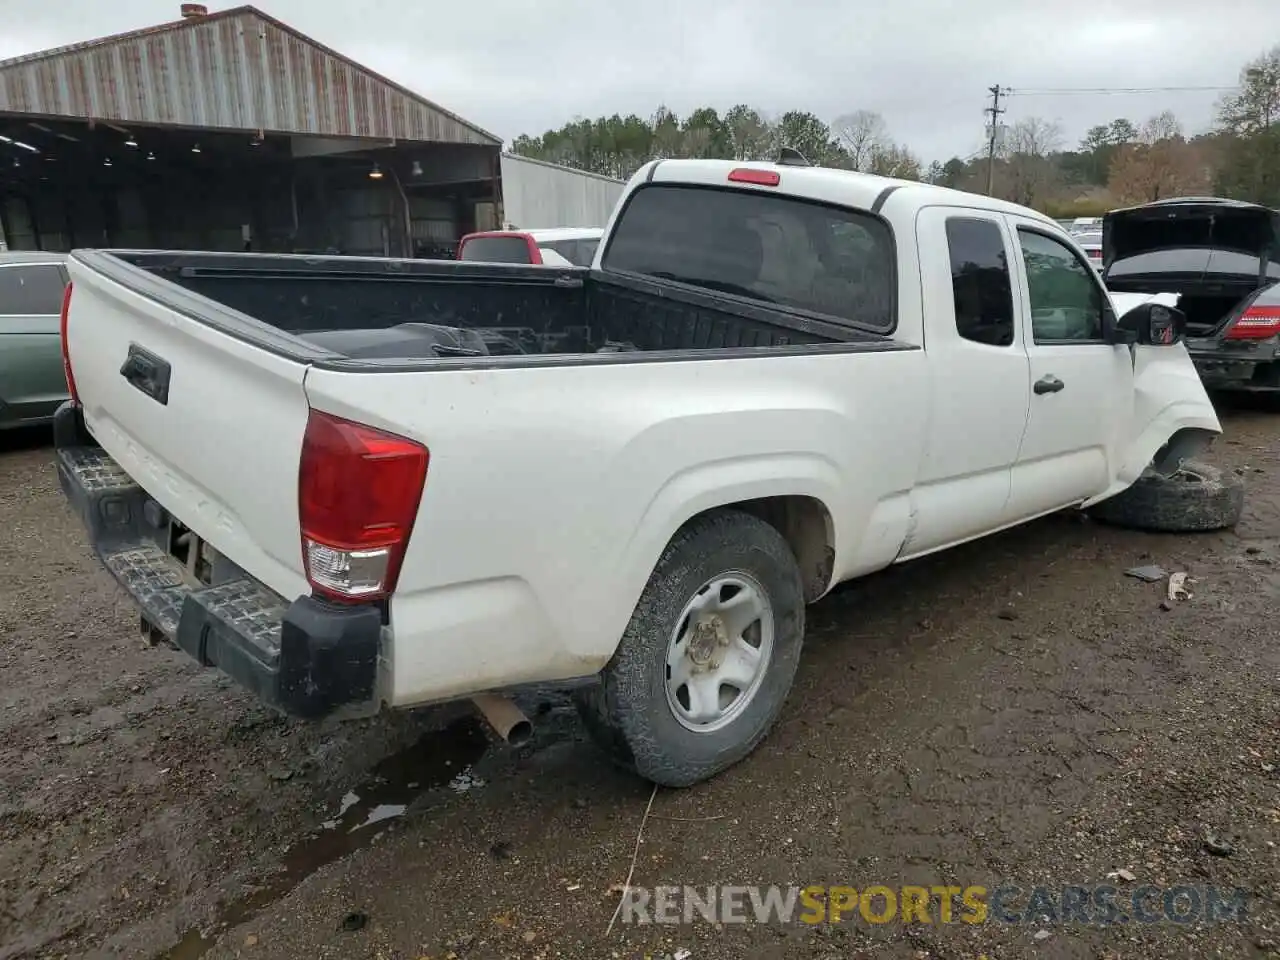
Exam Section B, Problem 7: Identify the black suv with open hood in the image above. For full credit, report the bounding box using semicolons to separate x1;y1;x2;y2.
1103;197;1280;394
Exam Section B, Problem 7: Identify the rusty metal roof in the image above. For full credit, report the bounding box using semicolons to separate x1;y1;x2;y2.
0;5;500;145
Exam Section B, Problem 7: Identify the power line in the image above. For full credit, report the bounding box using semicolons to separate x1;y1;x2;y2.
1006;85;1237;97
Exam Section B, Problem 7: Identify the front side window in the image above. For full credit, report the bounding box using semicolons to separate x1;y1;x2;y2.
946;217;1014;347
603;184;897;332
1018;229;1106;342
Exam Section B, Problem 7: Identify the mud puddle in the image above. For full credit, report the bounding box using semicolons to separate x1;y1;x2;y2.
159;716;491;960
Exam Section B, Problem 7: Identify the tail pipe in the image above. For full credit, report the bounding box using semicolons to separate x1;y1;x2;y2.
471;693;533;746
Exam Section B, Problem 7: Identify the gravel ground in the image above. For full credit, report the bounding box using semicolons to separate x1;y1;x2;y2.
1;402;1278;960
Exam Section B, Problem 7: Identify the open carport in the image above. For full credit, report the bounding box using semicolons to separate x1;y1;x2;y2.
0;4;502;258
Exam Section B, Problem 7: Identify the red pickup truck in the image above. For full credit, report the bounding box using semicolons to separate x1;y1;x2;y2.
455;228;602;267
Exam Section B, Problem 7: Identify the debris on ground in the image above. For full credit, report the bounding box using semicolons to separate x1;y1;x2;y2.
1125;565;1167;583
1167;572;1195;601
1203;832;1236;857
1106;868;1137;882
448;768;486;793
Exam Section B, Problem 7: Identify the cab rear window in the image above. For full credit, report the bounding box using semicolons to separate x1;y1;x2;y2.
602;184;896;332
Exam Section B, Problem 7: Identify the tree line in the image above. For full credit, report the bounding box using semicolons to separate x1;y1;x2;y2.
510;45;1280;216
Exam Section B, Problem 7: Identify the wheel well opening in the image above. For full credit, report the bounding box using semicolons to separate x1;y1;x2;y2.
1150;427;1218;478
728;495;835;602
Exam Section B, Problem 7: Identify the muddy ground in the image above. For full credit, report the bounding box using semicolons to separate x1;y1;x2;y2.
1;402;1278;960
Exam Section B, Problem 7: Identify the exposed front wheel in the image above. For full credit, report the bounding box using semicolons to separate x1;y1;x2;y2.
1089;460;1245;532
574;509;805;788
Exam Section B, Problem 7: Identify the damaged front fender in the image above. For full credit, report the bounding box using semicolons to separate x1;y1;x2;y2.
1084;345;1222;507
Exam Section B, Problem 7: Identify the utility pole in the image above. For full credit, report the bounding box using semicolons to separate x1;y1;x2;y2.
985;85;1006;196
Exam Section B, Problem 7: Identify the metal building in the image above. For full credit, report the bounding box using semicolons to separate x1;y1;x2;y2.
496;154;625;230
0;3;503;256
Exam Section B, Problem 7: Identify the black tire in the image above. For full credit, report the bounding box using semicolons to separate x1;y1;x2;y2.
1089;460;1244;532
573;509;805;788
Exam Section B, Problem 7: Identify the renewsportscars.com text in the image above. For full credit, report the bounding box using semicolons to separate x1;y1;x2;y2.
620;883;1249;927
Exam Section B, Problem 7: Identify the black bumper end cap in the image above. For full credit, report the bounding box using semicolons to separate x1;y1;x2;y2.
279;596;383;718
174;593;381;720
53;401;92;449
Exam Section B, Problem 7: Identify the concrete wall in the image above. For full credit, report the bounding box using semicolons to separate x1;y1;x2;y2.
499;154;624;230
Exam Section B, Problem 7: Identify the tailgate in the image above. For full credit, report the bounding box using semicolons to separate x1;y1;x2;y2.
63;253;313;600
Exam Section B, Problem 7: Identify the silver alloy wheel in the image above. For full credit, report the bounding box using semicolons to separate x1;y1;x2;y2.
664;571;775;733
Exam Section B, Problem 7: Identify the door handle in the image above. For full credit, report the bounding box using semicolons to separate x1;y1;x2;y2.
1034;375;1064;395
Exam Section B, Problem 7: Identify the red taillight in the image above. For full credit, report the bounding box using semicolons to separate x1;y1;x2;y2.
728;168;781;187
60;280;79;404
1225;305;1280;340
298;410;429;603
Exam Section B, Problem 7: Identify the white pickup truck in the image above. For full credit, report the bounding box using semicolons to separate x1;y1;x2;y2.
55;157;1241;788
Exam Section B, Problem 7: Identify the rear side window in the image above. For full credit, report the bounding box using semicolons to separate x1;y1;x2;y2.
603;184;896;332
945;217;1014;347
0;263;65;315
458;236;534;263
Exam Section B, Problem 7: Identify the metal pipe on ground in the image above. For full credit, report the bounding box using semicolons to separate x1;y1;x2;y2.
471;693;533;746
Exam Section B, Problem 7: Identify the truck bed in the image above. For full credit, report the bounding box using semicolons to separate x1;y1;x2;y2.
87;250;898;368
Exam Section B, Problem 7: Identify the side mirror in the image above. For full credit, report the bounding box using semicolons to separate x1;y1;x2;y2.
1111;302;1187;346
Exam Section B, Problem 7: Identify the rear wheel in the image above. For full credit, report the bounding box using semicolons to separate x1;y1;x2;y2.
574;510;805;787
1089;460;1244;532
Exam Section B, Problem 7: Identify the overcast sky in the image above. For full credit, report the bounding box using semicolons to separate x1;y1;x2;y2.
2;0;1275;163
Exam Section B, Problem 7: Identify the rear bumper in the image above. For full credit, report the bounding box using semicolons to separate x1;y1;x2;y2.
1187;338;1280;392
53;402;381;719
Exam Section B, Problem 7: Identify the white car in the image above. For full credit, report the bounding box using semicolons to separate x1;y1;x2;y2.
1075;229;1103;271
455;227;602;267
54;158;1234;788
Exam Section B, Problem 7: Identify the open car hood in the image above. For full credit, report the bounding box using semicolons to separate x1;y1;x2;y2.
1103;198;1280;291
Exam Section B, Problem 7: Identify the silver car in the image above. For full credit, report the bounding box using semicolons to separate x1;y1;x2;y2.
1;251;70;430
